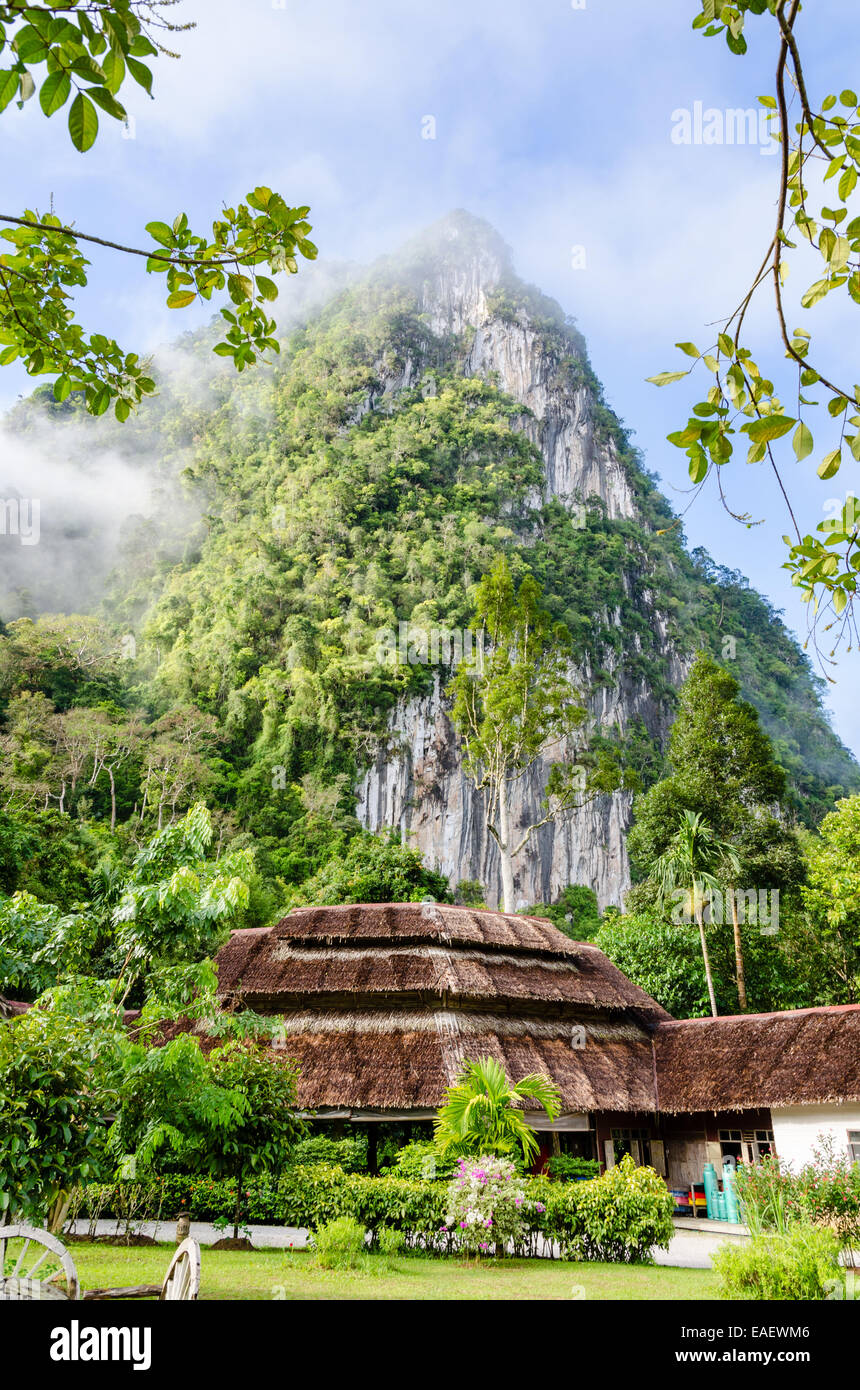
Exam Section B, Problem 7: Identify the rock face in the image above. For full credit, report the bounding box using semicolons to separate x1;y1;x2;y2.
356;213;678;910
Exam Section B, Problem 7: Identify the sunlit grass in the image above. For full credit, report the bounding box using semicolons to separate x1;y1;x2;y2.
69;1242;718;1301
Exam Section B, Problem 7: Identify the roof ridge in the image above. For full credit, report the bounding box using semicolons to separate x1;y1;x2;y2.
657;1001;860;1028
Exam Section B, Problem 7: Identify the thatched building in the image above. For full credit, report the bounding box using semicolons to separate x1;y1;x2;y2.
211;903;860;1181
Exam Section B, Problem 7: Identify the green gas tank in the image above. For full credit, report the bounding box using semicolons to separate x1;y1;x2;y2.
722;1159;740;1223
703;1163;719;1219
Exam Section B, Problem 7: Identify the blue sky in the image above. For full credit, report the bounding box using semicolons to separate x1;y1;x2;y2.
1;0;858;752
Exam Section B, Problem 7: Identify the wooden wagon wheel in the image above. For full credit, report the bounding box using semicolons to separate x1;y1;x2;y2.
0;1224;79;1301
160;1237;201;1301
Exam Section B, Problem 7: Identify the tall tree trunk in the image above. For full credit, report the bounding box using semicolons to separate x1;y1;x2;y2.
108;764;117;833
728;886;748;1012
497;778;516;914
695;902;719;1018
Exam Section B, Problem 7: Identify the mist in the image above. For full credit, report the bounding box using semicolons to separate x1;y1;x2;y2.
0;257;358;624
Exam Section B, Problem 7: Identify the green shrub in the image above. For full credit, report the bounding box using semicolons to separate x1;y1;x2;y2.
735;1138;860;1261
543;1156;675;1263
376;1226;407;1259
71;1155;675;1263
312;1216;367;1270
712;1225;845;1300
287;1135;368;1173
390;1141;456;1181
546;1155;601;1183
277;1164;451;1251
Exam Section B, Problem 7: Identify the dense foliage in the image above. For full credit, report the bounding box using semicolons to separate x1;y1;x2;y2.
71;1154;676;1262
712;1225;846;1302
433;1056;561;1164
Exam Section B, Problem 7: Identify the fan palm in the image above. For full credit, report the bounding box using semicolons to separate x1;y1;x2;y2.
650;810;740;1018
433;1055;561;1164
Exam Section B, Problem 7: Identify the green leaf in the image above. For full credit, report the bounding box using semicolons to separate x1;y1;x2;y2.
227;273;254;303
0;69;19;112
39;69;71;117
817;449;842;480
86;86;126;122
126;56;153;96
688;448;708;485
255;275;278;302
102;49;125;95
646;371;689;386
800;279;830;309
746;415;795;443
832;588;848;615
792;421;813;461
674;342;700;358
68;92;98;152
114;397;131;423
840;90;858;108
839;166;857;201
90;385;111;416
166;290;197;308
53;374;72;402
145;221;174;248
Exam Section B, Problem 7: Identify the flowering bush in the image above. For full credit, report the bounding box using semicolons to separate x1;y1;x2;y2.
735;1135;860;1259
443;1155;546;1255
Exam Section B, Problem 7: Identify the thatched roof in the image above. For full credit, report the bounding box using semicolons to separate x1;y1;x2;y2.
218;905;670;1022
271;903;576;954
207;903;669;1116
654;1004;860;1112
257;1010;659;1114
183;907;860;1120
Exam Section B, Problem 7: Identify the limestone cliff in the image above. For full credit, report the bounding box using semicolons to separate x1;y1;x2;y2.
355;212;680;909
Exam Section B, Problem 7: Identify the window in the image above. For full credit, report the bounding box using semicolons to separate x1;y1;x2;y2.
719;1129;743;1163
558;1132;596;1160
720;1128;774;1165
848;1131;860;1164
611;1127;652;1166
754;1130;775;1159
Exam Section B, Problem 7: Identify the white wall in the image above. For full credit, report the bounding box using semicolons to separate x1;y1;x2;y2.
771;1104;860;1170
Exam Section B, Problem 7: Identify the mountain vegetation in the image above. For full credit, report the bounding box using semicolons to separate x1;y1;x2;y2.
1;216;858;1019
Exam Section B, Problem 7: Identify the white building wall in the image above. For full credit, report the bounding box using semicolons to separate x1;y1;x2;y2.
771;1104;860;1170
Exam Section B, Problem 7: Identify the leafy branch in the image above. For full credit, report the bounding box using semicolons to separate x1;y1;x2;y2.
649;0;860;659
0;2;315;418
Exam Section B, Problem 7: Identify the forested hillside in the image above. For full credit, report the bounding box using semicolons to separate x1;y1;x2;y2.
1;213;858;1015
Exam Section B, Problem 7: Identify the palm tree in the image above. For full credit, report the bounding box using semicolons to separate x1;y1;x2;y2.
719;847;749;1013
433;1056;561;1164
650;810;740;1018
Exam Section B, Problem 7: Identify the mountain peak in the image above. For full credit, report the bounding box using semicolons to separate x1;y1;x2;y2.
371;210;514;336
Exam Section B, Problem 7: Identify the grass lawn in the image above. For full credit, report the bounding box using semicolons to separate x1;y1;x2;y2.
70;1242;719;1301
